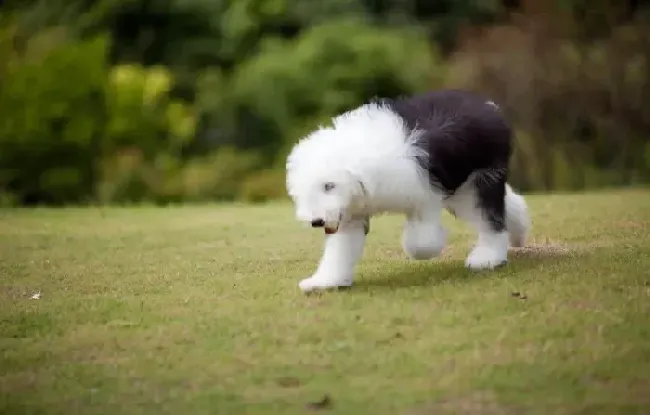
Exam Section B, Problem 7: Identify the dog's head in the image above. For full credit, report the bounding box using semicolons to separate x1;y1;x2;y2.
286;129;367;234
289;168;366;234
285;103;416;233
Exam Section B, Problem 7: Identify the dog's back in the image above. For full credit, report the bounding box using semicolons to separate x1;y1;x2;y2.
382;90;513;195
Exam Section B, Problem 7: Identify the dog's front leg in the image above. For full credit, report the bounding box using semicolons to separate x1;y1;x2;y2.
299;218;368;293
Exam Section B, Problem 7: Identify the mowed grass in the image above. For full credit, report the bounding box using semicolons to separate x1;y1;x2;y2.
1;190;650;415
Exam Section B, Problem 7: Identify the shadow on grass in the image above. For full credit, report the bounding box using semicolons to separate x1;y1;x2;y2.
354;243;580;291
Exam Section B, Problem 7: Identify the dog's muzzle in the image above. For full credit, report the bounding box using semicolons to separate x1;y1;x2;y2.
310;218;340;234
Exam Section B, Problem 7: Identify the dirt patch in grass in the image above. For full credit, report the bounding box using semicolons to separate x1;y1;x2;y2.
509;242;573;259
0;286;34;300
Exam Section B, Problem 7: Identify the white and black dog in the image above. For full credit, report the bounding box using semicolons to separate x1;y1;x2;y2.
286;89;531;292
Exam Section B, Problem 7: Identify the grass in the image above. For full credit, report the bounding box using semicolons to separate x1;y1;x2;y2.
1;189;650;415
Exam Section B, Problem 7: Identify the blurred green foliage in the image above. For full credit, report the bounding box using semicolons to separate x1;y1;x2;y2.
0;0;649;205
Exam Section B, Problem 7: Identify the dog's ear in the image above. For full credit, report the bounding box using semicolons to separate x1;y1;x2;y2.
344;169;367;198
356;178;368;197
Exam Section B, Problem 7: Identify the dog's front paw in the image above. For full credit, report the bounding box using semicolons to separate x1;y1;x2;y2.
465;245;507;270
298;274;352;293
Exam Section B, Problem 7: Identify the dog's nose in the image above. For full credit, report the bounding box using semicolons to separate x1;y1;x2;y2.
311;219;325;228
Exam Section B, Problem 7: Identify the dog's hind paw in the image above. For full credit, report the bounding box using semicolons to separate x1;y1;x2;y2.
465;245;507;270
299;275;352;293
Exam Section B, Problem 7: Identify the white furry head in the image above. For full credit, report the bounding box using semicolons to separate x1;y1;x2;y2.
286;148;367;232
285;103;430;232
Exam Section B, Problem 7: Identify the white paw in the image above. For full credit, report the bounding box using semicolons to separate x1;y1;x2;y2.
465;245;507;270
298;274;352;293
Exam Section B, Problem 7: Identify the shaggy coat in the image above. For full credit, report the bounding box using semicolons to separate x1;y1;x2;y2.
286;89;530;292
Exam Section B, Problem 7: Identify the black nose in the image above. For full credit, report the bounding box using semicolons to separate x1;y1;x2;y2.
311;219;325;228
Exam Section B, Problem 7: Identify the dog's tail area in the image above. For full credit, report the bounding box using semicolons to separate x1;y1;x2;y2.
505;184;531;247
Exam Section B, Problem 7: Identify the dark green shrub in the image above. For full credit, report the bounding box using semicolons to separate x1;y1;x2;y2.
0;26;108;204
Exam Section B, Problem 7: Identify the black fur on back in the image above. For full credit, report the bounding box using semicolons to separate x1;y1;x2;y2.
375;90;513;232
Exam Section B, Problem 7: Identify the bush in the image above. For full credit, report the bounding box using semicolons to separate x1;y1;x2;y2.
0;23;204;205
0;25;108;205
103;63;196;158
96;62;199;204
178;147;262;202
238;169;287;203
96;146;263;204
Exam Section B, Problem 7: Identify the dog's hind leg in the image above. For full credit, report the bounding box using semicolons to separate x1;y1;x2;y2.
446;170;510;270
505;183;530;247
298;218;368;293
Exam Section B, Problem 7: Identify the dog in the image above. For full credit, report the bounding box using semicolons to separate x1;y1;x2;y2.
286;89;531;292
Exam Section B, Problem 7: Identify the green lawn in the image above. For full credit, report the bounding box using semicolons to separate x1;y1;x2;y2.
1;189;650;415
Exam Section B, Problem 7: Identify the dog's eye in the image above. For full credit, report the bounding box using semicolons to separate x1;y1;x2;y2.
323;182;336;192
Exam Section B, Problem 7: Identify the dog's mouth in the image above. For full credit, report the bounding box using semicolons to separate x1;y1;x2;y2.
324;225;338;235
310;215;342;235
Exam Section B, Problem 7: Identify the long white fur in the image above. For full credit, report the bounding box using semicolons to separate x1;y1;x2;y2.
286;103;531;292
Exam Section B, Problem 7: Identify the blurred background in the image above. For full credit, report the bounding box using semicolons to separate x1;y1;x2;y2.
0;0;649;207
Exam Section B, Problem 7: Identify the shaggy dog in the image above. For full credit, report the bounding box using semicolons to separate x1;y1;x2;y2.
286;89;531;292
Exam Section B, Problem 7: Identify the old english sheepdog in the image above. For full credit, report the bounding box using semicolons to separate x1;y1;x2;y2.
286;89;531;292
